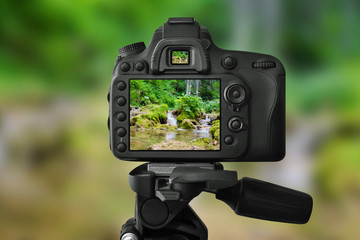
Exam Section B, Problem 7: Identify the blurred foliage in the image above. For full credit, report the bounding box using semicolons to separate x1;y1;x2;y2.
1;0;360;240
0;0;230;96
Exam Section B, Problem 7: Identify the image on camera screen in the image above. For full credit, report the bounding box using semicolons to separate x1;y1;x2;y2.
171;50;190;64
129;79;220;151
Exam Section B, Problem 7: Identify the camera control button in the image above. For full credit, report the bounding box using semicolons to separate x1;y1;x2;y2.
117;96;127;106
116;112;127;122
117;81;127;91
228;117;244;132
222;56;236;69
232;90;241;98
116;127;127;137
231;120;242;129
117;143;127;152
120;62;131;72
135;62;145;71
225;84;246;104
224;136;234;145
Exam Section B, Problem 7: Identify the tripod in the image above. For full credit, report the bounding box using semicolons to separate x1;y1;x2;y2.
120;163;313;240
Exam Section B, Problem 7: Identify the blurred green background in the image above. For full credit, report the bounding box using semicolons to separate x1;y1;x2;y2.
1;0;360;239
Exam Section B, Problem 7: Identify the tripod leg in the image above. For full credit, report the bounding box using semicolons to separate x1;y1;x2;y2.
165;205;208;240
140;205;207;240
121;218;143;240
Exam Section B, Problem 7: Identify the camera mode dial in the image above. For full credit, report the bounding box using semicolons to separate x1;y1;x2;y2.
118;42;146;59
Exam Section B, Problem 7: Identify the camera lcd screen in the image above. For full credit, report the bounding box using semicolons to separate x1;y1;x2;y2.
129;79;220;151
171;50;190;64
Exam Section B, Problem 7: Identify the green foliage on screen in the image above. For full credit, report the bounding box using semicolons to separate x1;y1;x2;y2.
130;80;179;108
130;79;219;114
175;94;203;115
172;51;190;64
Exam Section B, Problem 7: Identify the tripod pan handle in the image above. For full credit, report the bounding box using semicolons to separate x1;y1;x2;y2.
216;177;313;224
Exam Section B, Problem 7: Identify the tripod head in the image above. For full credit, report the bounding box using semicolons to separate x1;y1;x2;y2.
121;163;313;240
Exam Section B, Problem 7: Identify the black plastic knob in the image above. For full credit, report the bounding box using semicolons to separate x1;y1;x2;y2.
117;96;127;106
222;56;236;69
117;143;127;152
116;127;127;137
116;112;127;122
118;42;146;59
228;117;244;133
225;84;246;104
117;81;127;91
224;136;234;145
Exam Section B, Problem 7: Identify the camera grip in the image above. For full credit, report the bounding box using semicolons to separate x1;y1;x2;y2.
216;177;313;224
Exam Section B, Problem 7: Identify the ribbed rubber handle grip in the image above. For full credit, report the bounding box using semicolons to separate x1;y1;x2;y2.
216;177;313;224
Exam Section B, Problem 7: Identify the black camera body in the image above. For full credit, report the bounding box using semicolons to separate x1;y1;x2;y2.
108;18;285;162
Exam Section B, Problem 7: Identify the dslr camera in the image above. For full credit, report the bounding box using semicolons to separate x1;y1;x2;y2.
108;18;312;240
108;17;285;162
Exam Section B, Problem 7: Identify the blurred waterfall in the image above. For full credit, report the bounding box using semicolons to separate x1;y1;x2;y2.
229;0;281;54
